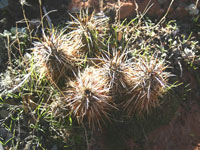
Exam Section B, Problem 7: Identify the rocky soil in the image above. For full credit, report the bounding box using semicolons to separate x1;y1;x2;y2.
68;0;200;19
0;0;200;150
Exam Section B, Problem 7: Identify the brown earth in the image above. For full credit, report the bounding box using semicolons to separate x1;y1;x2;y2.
89;102;200;150
68;0;200;19
89;67;200;150
1;0;199;32
144;102;200;150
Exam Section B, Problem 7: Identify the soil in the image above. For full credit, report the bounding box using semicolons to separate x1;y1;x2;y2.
89;66;200;150
68;0;200;20
0;0;200;150
144;102;200;150
143;68;200;150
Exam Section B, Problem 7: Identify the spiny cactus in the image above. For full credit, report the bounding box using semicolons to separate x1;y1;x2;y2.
32;28;82;82
64;67;115;130
121;54;172;115
100;50;135;97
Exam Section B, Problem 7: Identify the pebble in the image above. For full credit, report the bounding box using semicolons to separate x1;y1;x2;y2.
0;108;9;118
0;128;8;139
0;0;8;9
0;143;4;150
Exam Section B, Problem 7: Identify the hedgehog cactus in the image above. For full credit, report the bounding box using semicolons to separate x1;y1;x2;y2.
67;10;110;57
64;67;114;130
121;55;172;115
32;29;82;82
101;50;134;96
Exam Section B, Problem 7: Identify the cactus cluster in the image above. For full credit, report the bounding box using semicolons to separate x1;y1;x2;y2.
31;11;173;130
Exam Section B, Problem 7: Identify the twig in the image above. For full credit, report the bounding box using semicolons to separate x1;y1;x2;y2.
177;60;183;77
99;0;103;13
133;0;139;17
195;0;199;9
82;122;90;150
42;6;54;29
142;1;153;17
154;0;175;27
6;35;12;66
136;0;153;27
21;4;32;41
41;9;57;29
0;72;32;98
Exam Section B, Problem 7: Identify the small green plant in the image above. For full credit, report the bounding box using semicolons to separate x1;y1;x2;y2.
67;9;110;58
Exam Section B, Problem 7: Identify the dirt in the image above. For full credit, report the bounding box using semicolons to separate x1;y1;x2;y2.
68;0;200;20
143;68;200;150
88;64;200;150
144;102;200;150
87;66;200;150
1;0;199;31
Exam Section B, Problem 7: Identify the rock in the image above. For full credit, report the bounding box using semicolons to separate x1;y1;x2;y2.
0;143;4;150
0;128;8;140
186;3;199;15
0;108;9;118
24;142;32;150
0;0;8;9
67;0;100;13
